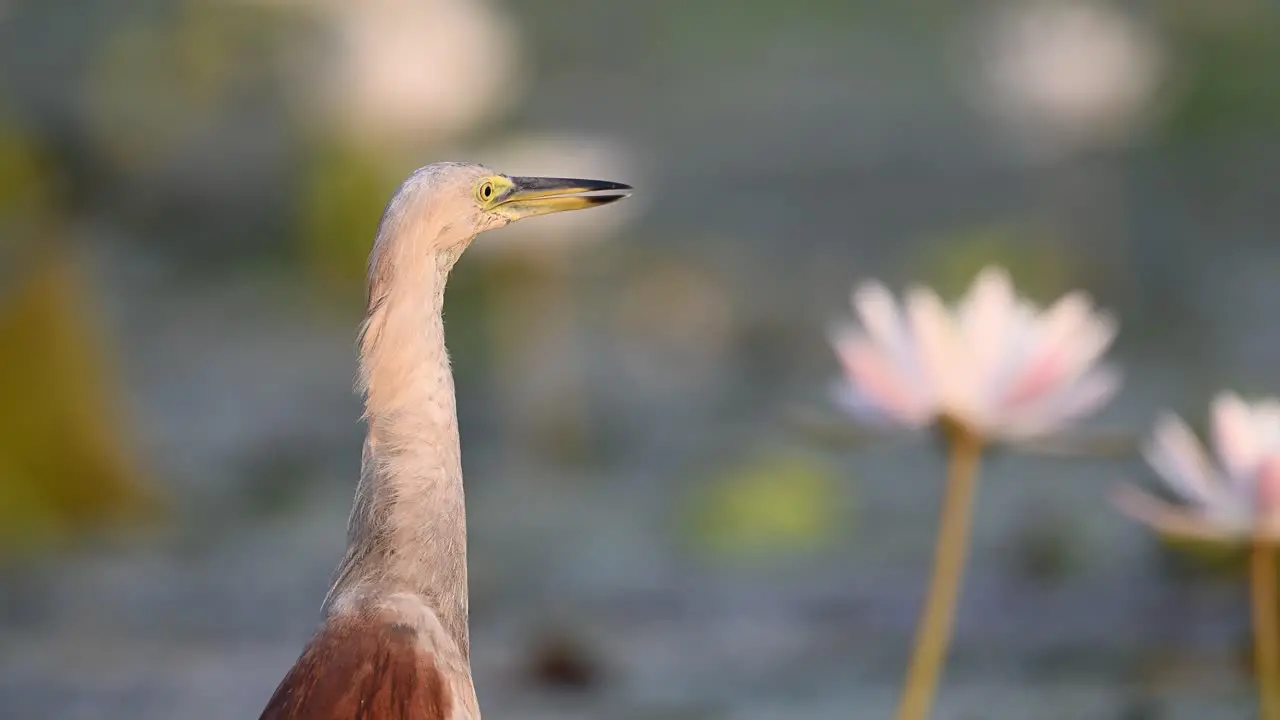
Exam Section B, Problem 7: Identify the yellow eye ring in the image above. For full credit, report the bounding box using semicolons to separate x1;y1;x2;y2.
478;181;495;202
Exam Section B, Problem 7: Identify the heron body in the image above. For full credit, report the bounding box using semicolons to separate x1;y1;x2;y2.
259;163;630;720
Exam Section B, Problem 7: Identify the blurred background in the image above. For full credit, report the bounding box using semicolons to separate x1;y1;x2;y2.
0;0;1278;717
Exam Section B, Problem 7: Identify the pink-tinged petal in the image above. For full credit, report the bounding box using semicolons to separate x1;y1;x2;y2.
831;330;930;426
984;300;1041;399
851;281;901;340
1210;391;1262;487
905;286;971;420
1069;311;1119;371
1113;484;1243;543
1252;400;1280;451
1143;413;1224;508
1034;291;1093;354
1001;299;1117;412
1256;456;1280;522
958;267;1019;400
1002;366;1121;438
959;267;1017;337
1058;366;1122;417
851;282;921;384
1002;349;1070;410
961;266;1016;315
1047;306;1118;382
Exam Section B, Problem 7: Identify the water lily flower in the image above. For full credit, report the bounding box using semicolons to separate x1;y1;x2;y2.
1116;393;1280;720
831;266;1120;443
828;266;1121;720
1116;393;1280;542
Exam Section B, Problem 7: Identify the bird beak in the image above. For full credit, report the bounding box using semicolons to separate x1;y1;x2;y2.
491;176;632;221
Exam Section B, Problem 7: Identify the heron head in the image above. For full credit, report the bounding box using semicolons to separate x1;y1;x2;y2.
366;162;630;306
379;162;631;251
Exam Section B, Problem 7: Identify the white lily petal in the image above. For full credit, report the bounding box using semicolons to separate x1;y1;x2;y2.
831;330;931;425
985;299;1041;399
1035;291;1093;353
906;285;971;423
852;281;922;387
1144;412;1227;508
1252;400;1280;452
1000;302;1117;415
959;267;1018;409
1210;391;1262;490
1113;485;1245;543
831;383;928;429
1004;365;1122;438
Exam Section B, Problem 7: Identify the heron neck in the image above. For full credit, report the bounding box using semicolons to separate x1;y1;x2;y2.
328;245;472;656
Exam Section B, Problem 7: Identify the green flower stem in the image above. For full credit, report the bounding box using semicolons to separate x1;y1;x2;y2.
896;426;984;720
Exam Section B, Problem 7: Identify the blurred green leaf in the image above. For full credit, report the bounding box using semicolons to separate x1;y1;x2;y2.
685;450;843;562
0;248;158;557
296;142;401;295
0;122;56;224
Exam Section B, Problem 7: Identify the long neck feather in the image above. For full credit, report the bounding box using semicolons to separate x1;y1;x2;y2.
324;220;472;657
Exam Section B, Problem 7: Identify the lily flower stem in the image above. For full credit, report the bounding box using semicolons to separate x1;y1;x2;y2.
896;428;985;720
1252;540;1280;720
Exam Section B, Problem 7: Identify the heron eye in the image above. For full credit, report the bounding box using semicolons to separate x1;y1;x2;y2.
479;182;494;201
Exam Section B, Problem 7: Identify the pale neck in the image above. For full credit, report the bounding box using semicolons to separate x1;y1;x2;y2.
325;243;472;656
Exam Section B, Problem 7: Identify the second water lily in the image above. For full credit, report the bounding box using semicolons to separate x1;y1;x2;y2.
1117;393;1280;720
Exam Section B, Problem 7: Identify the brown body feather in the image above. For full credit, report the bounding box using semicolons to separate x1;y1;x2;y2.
259;615;453;720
